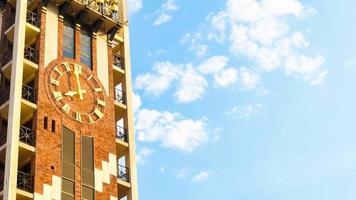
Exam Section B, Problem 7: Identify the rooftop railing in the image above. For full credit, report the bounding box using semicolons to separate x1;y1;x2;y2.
118;165;129;183
76;0;123;23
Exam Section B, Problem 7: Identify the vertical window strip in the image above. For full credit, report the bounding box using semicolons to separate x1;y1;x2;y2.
80;28;92;69
81;136;95;200
62;126;75;200
63;18;75;59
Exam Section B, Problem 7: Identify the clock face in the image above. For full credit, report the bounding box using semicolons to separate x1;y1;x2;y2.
46;62;106;123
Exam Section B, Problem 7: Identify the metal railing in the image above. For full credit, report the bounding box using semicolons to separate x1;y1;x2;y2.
0;130;6;146
19;125;35;146
76;0;123;23
22;84;35;103
24;46;38;63
113;54;124;70
26;10;39;27
0;168;4;191
118;165;129;182
116;126;128;143
17;171;33;193
115;88;126;105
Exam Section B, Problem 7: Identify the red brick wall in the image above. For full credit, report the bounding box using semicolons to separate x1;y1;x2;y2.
33;7;118;199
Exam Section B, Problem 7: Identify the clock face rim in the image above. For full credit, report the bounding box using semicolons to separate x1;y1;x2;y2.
45;60;108;124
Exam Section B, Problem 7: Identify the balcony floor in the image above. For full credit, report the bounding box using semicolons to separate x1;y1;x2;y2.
116;139;129;158
0;142;35;168
0;100;37;124
17;189;33;200
2;59;38;85
114;101;127;121
5;23;40;46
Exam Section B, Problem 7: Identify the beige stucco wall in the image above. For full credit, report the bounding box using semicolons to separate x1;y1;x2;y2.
96;33;110;95
44;5;58;67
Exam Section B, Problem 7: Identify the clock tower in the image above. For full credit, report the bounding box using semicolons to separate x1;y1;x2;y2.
0;0;138;200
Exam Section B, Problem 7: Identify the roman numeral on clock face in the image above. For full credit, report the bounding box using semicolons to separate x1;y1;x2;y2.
75;112;82;122
74;64;82;75
97;99;106;107
94;108;103;119
63;63;71;72
52;92;63;101
62;104;71;114
51;78;60;86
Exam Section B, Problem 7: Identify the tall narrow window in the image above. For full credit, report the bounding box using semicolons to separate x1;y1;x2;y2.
62;126;75;200
81;136;94;200
63;18;75;58
80;27;92;69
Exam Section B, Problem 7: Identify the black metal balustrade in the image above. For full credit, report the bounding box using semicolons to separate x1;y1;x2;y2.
115;88;126;105
24;46;38;63
0;130;6;147
118;165;129;182
76;0;122;22
19;125;35;146
26;10;39;27
0;168;4;191
113;54;124;70
17;171;33;193
116;126;128;143
22;84;35;103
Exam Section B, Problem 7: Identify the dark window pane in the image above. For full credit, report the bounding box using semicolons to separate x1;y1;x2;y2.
62;179;75;195
63;127;75;164
63;19;75;58
81;186;94;200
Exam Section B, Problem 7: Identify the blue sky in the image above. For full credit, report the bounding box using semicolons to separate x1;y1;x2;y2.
126;0;356;199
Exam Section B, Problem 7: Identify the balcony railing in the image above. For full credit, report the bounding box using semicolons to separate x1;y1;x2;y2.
116;126;128;143
19;125;35;146
0;130;6;146
17;171;33;193
76;0;122;23
115;88;126;105
118;165;129;182
113;54;124;70
26;10;39;27
1;45;38;66
24;46;38;63
0;168;4;191
22;84;35;103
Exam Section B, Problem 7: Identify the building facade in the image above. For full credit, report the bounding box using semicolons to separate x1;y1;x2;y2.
0;0;138;199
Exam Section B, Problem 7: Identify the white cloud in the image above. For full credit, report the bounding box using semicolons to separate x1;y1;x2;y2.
132;93;142;113
214;68;238;87
192;170;213;183
127;0;143;15
135;109;208;152
152;0;179;26
136;147;154;164
204;0;327;85
227;104;263;119
162;0;179;11
135;61;181;96
135;56;240;103
154;14;172;26
181;33;209;57
175;65;208;103
239;68;260;89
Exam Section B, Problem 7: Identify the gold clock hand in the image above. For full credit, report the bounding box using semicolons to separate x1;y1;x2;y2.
73;65;84;100
64;91;77;97
64;90;87;97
